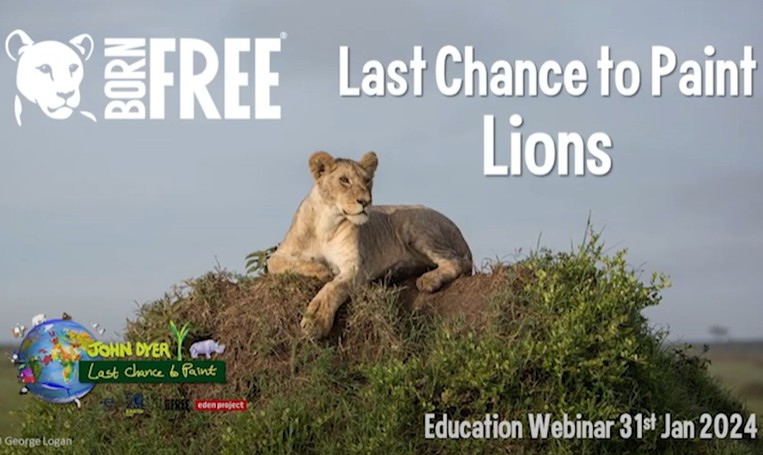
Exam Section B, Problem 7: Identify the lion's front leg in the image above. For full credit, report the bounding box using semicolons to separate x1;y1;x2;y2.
267;252;333;282
300;273;356;339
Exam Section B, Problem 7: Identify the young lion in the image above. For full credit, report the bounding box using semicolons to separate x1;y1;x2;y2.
267;151;473;339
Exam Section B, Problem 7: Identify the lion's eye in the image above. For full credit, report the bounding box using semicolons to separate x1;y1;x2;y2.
37;64;51;74
339;176;350;186
69;64;79;73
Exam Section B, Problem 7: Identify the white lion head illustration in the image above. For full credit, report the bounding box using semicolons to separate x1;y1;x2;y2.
4;29;97;126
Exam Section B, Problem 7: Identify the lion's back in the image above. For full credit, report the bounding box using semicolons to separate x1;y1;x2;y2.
367;204;473;264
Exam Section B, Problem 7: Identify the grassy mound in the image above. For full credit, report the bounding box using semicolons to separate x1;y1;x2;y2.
9;229;761;454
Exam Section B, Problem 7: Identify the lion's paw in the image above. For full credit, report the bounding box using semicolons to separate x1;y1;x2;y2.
300;313;332;339
415;273;443;293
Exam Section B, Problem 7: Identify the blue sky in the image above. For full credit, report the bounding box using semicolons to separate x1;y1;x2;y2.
1;1;761;343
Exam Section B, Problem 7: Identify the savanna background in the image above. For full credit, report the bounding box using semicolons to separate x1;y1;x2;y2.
1;0;761;453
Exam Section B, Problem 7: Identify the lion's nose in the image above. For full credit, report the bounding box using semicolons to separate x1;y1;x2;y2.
57;91;75;101
357;197;371;208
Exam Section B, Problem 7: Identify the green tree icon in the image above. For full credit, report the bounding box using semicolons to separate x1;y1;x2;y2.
169;321;190;361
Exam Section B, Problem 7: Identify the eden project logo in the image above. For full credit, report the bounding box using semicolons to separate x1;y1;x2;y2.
4;29;284;126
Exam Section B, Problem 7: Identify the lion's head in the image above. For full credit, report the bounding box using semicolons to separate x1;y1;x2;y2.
5;29;94;124
309;151;378;226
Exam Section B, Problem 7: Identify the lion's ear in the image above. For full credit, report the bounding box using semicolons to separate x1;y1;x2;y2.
359;152;378;177
5;29;34;62
69;34;94;61
308;151;335;180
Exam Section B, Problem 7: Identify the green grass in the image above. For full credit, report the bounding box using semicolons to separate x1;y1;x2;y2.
0;350;26;437
2;226;761;454
706;351;763;415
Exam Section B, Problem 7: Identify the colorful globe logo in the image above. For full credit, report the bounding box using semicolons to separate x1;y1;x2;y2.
15;318;101;406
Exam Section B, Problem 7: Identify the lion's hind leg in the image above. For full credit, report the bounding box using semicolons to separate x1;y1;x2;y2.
410;239;472;293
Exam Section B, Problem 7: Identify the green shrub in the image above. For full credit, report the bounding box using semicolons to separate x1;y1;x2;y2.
7;226;760;455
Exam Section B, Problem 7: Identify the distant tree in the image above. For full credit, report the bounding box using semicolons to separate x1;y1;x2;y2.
709;325;729;342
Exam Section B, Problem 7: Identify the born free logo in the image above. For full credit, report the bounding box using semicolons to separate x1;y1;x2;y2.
4;29;284;126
